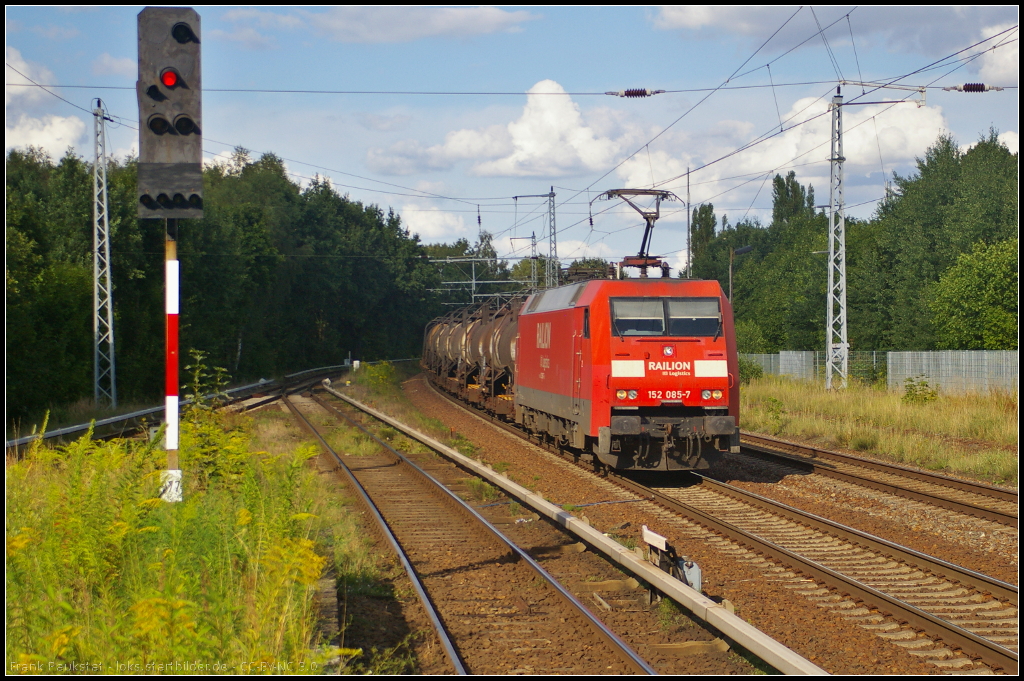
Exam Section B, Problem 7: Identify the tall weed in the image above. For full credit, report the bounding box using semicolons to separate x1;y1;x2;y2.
741;375;1018;485
6;413;333;673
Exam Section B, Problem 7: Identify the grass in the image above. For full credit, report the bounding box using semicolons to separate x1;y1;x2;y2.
465;478;500;503
6;394;427;675
341;362;492;466
7;398;161;441
741;375;1018;486
6;407;334;673
656;598;692;631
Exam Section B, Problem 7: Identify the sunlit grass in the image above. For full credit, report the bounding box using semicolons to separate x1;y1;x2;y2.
741;375;1018;486
5;412;336;673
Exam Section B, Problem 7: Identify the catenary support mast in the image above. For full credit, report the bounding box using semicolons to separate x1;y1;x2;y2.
826;88;848;390
92;99;117;407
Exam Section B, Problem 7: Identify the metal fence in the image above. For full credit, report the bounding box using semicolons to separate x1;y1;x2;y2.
887;351;1018;394
740;350;1017;393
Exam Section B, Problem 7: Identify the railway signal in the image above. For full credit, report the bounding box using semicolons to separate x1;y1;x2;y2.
137;7;203;503
137;7;203;219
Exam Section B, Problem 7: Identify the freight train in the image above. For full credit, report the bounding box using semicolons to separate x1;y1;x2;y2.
421;277;739;471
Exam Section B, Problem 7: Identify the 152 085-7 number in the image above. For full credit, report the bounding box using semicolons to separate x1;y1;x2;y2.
647;390;690;400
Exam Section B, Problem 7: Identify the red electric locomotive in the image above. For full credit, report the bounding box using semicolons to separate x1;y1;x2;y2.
422;278;739;471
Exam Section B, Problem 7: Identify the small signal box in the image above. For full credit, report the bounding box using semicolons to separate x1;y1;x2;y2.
137;7;203;219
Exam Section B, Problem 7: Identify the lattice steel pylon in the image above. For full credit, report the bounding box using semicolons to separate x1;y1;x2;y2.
545;187;558;288
826;89;848;390
93;99;117;406
514;189;558;288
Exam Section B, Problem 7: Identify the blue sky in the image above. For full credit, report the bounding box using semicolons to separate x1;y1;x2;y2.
6;6;1018;272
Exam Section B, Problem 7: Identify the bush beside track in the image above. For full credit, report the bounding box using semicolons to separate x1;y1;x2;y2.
5;385;416;674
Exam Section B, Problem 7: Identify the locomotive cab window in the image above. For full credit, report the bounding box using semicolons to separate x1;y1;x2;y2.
611;297;721;337
610;298;664;336
667;298;720;336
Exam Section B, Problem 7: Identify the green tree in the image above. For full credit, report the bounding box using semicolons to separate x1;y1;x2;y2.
771;170;815;226
929;239;1018;350
689;203;717;273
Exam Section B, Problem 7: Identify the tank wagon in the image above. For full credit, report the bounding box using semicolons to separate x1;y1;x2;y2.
422;278;740;471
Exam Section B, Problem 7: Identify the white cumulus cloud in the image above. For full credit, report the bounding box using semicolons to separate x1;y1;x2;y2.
400;202;469;241
997;131;1018;155
6;46;54;109
5;113;87;158
977;24;1019;86
367;80;648;178
473;80;642;177
630;95;950;217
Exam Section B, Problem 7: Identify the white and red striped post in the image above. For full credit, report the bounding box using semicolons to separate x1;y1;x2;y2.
160;220;183;502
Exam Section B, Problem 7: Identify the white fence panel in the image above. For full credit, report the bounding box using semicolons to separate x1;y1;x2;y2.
779;351;815;381
741;353;780;375
887;351;1018;394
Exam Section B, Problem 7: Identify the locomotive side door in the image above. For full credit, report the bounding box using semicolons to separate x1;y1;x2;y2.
571;307;588;415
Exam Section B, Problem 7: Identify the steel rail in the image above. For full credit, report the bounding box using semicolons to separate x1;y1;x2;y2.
363;379;830;674
421;376;1017;673
740;440;1017;527
692;474;1017;605
6;367;350;450
741;432;1018;505
611;473;1018;674
281;394;468;675
309;391;657;675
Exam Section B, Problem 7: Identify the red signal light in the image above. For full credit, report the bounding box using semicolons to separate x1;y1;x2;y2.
161;69;179;88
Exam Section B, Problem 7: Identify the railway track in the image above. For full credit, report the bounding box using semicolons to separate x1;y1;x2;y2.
421;377;1018;673
739;433;1018;527
282;392;655;675
615;473;1018;673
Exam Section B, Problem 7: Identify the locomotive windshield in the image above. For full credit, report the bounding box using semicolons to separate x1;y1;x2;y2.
611;297;721;337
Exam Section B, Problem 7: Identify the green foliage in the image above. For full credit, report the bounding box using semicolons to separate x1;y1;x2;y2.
854;131;1017;350
182;348;230;412
449;433;478;458
929;239;1018;349
465;478;500;503
678;131;1017;352
902;376;938;404
734;319;770;353
7;147;441;432
6;413;331;672
759;396;787;434
850;433;879;451
737;357;764;385
362;361;397;393
656;598;692;631
690;203;717;269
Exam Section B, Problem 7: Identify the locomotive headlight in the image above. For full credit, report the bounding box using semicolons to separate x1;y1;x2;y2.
616;389;627;400
701;390;712;399
627;390;638;400
712;390;723;400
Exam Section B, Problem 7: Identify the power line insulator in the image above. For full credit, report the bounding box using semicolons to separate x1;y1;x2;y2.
942;83;1004;92
605;88;666;98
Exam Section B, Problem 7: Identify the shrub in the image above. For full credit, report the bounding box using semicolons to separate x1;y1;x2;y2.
737;356;764;384
902;376;938;404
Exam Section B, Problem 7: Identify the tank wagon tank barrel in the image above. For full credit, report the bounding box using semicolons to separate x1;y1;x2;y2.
422;297;523;416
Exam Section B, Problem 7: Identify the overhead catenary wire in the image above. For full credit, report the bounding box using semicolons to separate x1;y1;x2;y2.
7;19;1016;263
810;6;845;82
